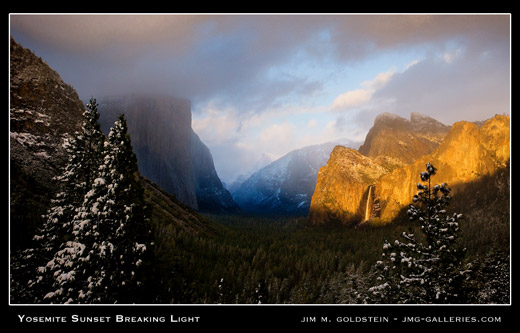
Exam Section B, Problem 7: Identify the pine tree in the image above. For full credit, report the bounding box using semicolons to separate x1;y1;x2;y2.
368;163;469;304
253;279;269;304
12;108;153;304
10;99;105;303
60;113;151;303
94;114;151;303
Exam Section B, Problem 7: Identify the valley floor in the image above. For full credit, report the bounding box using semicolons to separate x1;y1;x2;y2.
155;209;509;304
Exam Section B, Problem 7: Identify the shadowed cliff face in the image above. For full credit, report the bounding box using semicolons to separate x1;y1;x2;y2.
191;131;240;213
10;37;85;248
98;94;239;213
309;114;510;225
10;38;221;251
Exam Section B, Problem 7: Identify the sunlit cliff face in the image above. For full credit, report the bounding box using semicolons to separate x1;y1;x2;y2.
309;115;510;225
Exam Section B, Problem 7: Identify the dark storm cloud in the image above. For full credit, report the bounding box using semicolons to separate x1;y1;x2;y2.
9;14;331;105
329;15;509;60
10;14;509;113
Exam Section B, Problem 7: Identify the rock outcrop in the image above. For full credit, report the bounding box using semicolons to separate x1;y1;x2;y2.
9;38;226;251
309;114;510;225
308;146;387;224
10;36;85;248
376;115;510;221
98;94;239;213
358;112;450;170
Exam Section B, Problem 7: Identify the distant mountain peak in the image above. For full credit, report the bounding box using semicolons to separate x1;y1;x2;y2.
374;112;407;123
232;140;350;216
373;112;448;131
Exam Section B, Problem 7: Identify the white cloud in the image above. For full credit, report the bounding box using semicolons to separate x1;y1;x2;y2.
331;88;373;110
361;70;395;89
331;69;395;111
258;122;297;156
306;119;317;128
404;59;421;71
192;103;242;146
440;47;464;64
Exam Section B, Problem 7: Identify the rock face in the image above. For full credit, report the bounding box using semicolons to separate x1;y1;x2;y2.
98;95;239;213
10;37;85;248
309;113;510;225
376;115;510;221
191;131;240;213
232;141;355;215
308;146;388;224
358;112;450;170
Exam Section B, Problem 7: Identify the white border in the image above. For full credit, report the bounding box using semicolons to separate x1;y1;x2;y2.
8;12;512;308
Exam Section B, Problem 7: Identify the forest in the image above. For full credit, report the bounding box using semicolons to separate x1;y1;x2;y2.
150;209;509;304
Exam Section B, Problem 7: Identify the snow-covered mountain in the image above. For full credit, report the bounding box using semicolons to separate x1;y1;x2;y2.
226;153;275;194
232;139;361;215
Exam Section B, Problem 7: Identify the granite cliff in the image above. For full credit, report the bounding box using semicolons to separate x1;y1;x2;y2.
358;112;450;170
309;113;510;225
308;146;387;224
376;115;510;221
98;95;239;213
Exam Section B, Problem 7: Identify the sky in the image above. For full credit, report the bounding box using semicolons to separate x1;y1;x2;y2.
10;14;511;184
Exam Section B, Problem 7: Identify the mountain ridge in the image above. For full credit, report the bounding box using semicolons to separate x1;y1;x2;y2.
10;36;85;248
358;112;450;171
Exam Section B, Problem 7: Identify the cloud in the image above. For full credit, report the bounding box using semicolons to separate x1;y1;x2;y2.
331;70;395;110
10;14;510;182
440;47;465;64
372;44;510;125
10;14;509;103
306;119;317;129
329;15;510;61
10;15;209;58
331;89;373;110
192;105;242;146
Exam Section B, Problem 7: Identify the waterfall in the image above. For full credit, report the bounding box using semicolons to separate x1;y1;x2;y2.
364;185;374;222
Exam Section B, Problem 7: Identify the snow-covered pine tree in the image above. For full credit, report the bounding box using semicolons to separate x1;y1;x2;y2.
61;113;151;304
20;110;152;304
37;98;105;253
91;114;151;303
368;163;468;304
10;99;105;303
